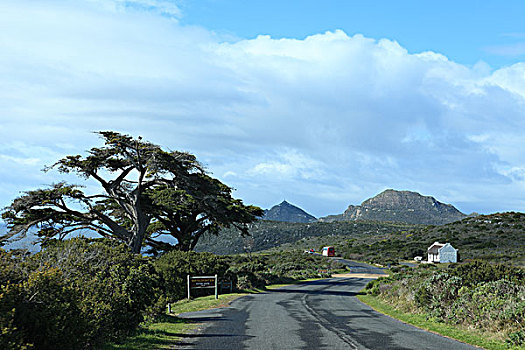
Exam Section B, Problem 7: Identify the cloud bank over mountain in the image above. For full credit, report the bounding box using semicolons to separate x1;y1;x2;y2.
1;0;525;216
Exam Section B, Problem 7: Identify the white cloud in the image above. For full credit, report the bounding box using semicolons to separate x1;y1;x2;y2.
485;42;525;57
248;150;324;180
1;0;525;216
497;166;525;182
0;155;41;166
222;171;237;178
87;0;182;17
486;62;525;97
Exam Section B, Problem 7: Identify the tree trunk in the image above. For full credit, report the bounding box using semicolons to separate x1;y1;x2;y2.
129;203;150;254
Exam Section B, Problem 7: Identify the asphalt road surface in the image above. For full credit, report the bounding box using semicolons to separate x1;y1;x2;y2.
331;257;388;274
178;261;479;350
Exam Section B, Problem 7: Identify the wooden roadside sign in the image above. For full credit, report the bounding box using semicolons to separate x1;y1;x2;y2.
187;275;218;299
190;277;215;288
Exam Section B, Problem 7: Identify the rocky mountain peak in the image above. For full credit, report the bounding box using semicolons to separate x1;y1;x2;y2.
362;189;437;208
262;201;316;223
322;189;466;225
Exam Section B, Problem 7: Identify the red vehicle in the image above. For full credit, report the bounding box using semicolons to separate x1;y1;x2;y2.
322;246;335;257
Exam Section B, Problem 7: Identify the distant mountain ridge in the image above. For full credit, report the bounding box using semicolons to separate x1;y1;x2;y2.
262;200;316;223
195;220;417;255
0;222;41;253
320;189;466;225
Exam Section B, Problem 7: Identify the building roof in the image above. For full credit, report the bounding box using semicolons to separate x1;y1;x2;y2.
428;241;446;251
428;242;458;252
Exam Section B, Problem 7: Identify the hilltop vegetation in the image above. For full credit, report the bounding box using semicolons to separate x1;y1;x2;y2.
424;212;525;263
338;212;525;266
196;212;525;267
195;220;419;255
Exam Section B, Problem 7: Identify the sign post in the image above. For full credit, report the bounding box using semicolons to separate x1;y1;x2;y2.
215;274;218;299
187;275;191;299
187;275;218;299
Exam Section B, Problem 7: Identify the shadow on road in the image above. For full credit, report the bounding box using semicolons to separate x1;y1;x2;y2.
178;333;250;339
271;287;364;297
180;316;232;323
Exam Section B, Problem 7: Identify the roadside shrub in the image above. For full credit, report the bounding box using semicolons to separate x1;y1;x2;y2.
452;280;524;331
226;259;269;290
15;268;86;350
265;251;344;276
0;250;31;349
507;330;525;347
0;281;32;350
0;249;27;285
233;272;268;290
390;266;402;273
0;238;162;349
33;238;162;345
222;251;344;290
155;250;230;301
365;278;386;296
75;259;161;343
450;260;525;286
374;262;525;345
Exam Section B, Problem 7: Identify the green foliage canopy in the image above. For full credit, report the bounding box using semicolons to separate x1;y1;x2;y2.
146;173;263;253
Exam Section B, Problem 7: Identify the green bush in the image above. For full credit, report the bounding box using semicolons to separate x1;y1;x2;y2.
0;238;162;349
226;258;269;290
507;330;525;346
154;250;230;301
415;284;432;307
0;250;30;349
15;268;86;350
374;262;525;345
449;260;525;286
365;279;382;296
0;281;32;350
35;239;162;345
224;251;343;290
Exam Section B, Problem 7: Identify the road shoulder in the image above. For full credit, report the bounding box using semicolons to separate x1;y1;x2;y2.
357;293;511;350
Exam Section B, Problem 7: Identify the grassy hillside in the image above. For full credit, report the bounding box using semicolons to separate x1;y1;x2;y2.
338;212;525;266
196;212;525;267
195;220;419;255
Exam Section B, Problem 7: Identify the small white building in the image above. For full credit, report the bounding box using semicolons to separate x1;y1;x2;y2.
427;242;458;263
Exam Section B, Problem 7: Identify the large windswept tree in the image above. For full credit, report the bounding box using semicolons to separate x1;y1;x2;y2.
1;131;261;254
145;173;263;253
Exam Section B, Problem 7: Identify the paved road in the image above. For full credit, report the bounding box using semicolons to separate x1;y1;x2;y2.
178;263;478;350
331;257;388;274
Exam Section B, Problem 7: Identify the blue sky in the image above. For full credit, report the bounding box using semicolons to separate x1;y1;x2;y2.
178;0;525;68
1;0;525;218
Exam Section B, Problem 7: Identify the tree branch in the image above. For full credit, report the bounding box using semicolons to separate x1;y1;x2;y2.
88;171;109;189
109;166;135;191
